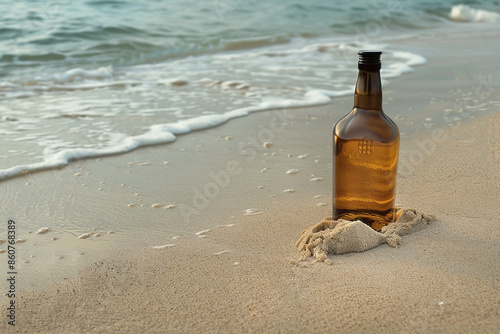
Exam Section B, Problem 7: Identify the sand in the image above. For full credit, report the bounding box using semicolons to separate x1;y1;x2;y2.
1;98;499;333
296;208;436;262
1;26;500;333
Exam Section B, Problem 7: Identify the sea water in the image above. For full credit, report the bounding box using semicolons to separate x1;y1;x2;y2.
1;0;499;179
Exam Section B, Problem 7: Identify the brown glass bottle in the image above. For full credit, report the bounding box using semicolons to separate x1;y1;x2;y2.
333;51;399;231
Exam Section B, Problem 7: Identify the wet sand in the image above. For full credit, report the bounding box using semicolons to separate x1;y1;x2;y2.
1;103;499;333
1;26;500;333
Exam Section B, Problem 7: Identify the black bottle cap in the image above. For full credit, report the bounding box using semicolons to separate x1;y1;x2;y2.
358;50;382;71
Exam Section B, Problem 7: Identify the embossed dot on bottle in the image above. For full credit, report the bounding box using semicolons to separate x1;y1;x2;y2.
332;51;400;231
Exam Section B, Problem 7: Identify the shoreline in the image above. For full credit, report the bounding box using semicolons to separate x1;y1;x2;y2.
1;110;499;332
2;20;499;181
1;21;500;332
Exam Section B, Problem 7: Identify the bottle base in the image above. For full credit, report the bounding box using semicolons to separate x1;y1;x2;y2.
333;208;394;232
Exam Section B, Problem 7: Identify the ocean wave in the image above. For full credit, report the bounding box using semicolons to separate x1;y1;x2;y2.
0;37;426;180
222;35;292;52
0;91;330;181
0;66;116;98
49;66;113;82
450;4;500;23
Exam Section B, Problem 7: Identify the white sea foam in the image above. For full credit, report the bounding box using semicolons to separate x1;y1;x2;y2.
0;39;426;180
213;250;230;256
0;91;330;180
195;229;212;236
49;66;113;83
383;52;427;78
450;5;500;23
152;244;174;250
243;209;264;216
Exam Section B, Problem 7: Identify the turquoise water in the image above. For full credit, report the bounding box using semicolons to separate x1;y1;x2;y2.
1;0;498;77
0;0;499;178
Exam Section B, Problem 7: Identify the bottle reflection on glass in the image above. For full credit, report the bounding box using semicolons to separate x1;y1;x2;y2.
333;50;400;231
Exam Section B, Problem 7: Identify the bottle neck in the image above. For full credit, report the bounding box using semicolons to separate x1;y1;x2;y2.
354;69;382;111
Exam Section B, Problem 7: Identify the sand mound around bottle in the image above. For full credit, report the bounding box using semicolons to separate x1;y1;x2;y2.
296;208;436;263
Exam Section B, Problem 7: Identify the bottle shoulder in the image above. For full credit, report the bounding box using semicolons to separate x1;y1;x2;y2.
333;107;399;143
